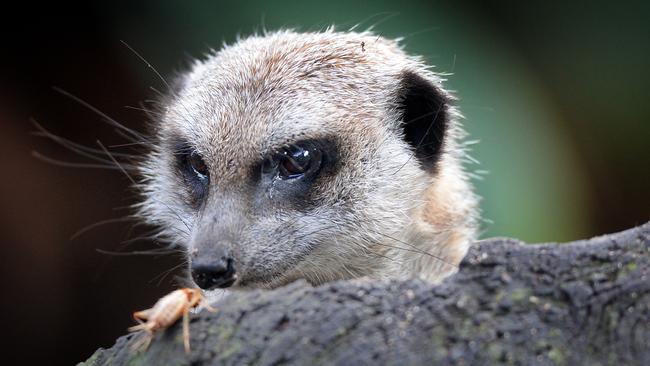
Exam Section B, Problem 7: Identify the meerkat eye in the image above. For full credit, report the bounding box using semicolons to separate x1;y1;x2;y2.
187;150;209;178
170;139;210;206
277;144;322;179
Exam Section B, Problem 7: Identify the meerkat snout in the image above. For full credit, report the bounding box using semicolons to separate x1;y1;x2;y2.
137;29;479;290
191;255;236;290
189;238;236;290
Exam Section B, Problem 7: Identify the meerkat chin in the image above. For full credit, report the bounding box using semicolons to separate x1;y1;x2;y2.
137;29;479;291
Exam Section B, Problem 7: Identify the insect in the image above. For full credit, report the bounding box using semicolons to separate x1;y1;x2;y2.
128;288;216;354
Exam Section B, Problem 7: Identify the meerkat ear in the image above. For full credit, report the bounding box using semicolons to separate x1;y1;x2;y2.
395;71;449;172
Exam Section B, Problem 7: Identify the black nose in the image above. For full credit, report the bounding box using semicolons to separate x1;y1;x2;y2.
191;257;236;290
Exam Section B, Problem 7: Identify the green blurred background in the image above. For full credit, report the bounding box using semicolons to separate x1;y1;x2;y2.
111;0;650;242
0;1;648;365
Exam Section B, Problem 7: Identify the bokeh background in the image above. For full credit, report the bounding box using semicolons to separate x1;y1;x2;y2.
1;1;648;364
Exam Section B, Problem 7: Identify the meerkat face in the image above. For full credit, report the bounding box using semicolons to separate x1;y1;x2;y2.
138;30;475;290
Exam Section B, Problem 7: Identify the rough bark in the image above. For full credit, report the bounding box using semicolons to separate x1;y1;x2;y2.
81;222;650;366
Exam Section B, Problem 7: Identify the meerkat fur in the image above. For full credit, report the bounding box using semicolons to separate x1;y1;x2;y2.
136;28;479;290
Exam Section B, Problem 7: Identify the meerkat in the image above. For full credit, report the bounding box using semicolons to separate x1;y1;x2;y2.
136;29;479;291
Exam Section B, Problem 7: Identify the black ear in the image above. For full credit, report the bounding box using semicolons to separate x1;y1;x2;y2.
396;71;449;172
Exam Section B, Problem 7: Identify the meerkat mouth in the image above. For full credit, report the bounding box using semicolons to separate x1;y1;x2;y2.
233;265;302;289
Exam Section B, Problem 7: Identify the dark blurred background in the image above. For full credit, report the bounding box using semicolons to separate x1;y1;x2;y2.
1;1;648;364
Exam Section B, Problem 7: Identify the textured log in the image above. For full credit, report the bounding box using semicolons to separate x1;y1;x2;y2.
81;222;650;365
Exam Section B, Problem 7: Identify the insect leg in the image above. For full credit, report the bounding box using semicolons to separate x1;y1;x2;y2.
200;300;219;313
182;310;191;354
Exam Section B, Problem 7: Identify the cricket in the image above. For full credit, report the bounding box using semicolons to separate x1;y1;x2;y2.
128;288;216;354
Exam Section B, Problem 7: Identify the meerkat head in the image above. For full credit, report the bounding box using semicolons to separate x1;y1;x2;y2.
138;29;478;291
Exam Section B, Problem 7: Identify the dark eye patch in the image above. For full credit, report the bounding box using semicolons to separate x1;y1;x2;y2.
169;137;210;207
253;136;340;210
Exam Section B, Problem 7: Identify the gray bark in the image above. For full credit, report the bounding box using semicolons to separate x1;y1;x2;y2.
81;222;650;365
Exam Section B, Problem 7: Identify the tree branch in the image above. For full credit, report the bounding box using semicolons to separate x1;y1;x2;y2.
82;222;650;365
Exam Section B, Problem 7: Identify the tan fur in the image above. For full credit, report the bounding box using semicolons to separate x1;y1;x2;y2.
138;28;480;290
